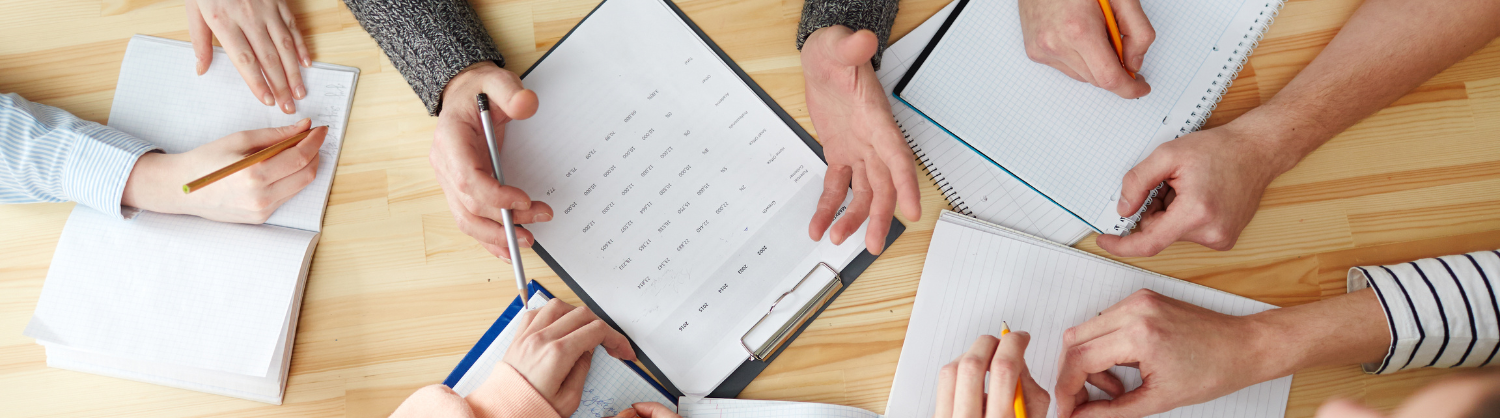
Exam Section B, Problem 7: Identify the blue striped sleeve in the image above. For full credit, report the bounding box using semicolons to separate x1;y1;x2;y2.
1348;250;1500;374
0;93;157;219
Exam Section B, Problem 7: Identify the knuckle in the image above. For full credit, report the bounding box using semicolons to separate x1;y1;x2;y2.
234;51;256;66
1062;327;1081;345
1062;19;1089;37
989;357;1021;377
939;363;959;380
1096;74;1123;90
280;36;296;50
249;195;273;211
958;355;987;374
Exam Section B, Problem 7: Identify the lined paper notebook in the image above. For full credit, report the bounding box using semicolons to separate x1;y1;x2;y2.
680;398;881;418
23;34;357;404
877;0;1091;245
885;211;1291;418
444;284;676;418
894;0;1283;235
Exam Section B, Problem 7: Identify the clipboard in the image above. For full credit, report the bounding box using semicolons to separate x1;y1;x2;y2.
519;0;906;398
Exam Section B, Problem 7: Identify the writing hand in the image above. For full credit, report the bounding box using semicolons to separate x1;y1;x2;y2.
122;118;325;223
1096;122;1287;257
1054;290;1275;418
434;61;551;260
935;333;1050;418
186;0;309;113
609;402;681;418
1019;0;1152;98
802;26;922;255
500;299;637;417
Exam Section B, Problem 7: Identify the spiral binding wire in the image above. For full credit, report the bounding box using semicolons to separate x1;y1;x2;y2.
1178;1;1286;136
902;121;973;216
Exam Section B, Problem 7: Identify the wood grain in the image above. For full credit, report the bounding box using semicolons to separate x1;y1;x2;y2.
2;0;1498;416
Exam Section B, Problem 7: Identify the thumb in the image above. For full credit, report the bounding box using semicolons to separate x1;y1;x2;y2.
237;118;313;150
631;402;681;418
1116;148;1174;217
834;29;879;67
485;68;538;120
1071;384;1167;418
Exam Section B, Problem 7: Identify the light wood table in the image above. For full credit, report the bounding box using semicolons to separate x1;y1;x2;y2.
2;0;1497;416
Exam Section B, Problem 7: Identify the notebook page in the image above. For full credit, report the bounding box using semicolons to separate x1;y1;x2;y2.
897;0;1255;233
885;211;1291;418
499;0;868;395
877;1;1090;245
24;207;316;377
453;294;676;418
679;398;881;418
108;35;357;233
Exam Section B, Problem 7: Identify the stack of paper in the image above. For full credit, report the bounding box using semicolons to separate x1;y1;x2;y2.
22;35;357;404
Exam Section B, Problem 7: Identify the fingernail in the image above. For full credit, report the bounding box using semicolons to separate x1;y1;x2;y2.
282;100;296;113
261;93;274;106
534;213;551;222
499;253;512;263
520;236;532;247
295;85;306;99
196;62;207;75
302;57;311;67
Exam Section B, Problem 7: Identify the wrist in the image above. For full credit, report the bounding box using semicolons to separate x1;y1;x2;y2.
121;152;183;214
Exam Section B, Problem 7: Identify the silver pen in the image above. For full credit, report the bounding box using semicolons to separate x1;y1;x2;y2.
477;93;529;308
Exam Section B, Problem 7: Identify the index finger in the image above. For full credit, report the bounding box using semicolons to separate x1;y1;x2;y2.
986;331;1031;418
1077;33;1150;99
207;22;275;107
558;319;637;361
1095;203;1196;257
1054;333;1136;418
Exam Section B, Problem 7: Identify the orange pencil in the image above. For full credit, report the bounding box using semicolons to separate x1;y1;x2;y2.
1001;322;1028;418
182;126;324;193
1096;0;1135;79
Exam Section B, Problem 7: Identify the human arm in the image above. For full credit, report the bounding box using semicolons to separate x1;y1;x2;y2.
0;93;323;223
1097;0;1500;257
343;0;548;260
1054;248;1500;418
1018;0;1152;98
186;0;310;114
798;0;921;255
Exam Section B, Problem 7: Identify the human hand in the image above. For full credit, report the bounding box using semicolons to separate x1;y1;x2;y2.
502;299;637;417
122;118;326;223
1095;121;1291;257
801;26;922;255
186;0;309;114
1054;289;1277;418
1019;0;1153;98
433;61;550;260
934;333;1050;418
608;402;681;418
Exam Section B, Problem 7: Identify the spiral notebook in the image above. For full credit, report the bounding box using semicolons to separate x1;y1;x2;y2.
877;1;1092;245
893;0;1283;236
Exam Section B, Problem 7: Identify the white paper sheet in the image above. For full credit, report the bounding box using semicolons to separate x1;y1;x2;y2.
453;294;677;418
878;1;1092;245
500;0;868;396
679;398;881;418
885;212;1291;418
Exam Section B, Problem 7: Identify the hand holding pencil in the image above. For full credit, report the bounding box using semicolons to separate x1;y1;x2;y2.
933;330;1050;418
1018;0;1155;99
121;118;327;224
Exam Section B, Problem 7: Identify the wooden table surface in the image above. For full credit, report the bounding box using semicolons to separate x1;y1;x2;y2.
2;0;1498;416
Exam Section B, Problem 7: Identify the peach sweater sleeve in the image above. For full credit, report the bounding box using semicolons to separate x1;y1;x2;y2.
390;363;561;418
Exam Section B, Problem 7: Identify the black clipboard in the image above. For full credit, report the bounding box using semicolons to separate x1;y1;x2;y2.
516;0;906;398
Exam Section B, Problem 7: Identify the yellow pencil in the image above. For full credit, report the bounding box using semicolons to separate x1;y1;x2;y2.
1096;0;1135;79
1001;322;1028;418
182;126;324;193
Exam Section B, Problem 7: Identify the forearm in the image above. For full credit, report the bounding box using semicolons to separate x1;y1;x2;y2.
342;0;505;116
1249;289;1390;379
798;0;900;70
0;93;156;218
1236;0;1500;173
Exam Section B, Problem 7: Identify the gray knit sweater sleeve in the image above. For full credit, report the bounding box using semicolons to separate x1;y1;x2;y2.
797;0;900;70
342;0;505;116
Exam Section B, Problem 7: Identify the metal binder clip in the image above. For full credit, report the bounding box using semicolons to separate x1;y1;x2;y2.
738;262;843;362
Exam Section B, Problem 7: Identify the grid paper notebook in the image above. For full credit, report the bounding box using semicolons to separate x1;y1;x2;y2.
878;0;1091;245
679;398;881;418
446;283;676;418
894;0;1284;235
23;34;358;404
885;211;1292;418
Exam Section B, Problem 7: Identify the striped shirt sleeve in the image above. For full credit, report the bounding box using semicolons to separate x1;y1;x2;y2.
0;93;158;219
1347;250;1500;374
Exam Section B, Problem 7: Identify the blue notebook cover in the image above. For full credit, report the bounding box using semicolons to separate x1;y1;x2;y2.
442;281;676;405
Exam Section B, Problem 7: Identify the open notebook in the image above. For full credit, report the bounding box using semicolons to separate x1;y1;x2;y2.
23;34;357;404
879;0;1092;245
444;282;676;418
885;211;1292;418
894;0;1283;235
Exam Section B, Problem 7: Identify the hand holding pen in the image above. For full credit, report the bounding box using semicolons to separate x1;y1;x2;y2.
1018;0;1154;99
